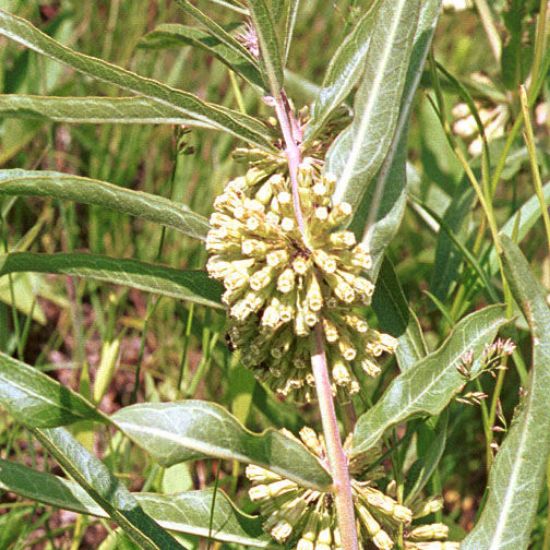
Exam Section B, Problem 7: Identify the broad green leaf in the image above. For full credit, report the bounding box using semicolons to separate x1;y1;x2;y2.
248;0;284;94
0;252;222;309
32;428;185;550
0;459;272;548
0;351;104;428
140;24;263;89
0;170;209;241
462;237;550;550
372;257;427;371
326;0;421;211
305;0;381;142
0;9;276;150
488;180;550;274
350;0;442;275
0;95;217;126
352;305;509;455
112;400;332;491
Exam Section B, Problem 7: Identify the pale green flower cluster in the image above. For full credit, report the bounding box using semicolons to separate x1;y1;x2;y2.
206;158;397;402
246;427;459;549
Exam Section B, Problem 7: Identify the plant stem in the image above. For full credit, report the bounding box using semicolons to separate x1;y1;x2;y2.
273;93;358;550
312;325;359;550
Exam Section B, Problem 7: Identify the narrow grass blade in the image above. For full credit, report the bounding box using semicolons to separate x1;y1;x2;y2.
0;95;218;126
0;170;210;241
326;0;421;211
0;252;222;309
33;428;186;550
112;400;332;491
462;237;550;550
0;460;271;548
352;305;509;455
0;9;275;150
0;352;104;428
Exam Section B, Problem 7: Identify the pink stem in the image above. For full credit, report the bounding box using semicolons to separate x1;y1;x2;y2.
273;92;359;550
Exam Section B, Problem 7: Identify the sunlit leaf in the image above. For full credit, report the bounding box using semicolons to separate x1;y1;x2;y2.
112;400;331;491
0;170;210;241
462;237;550;550
352;305;509;455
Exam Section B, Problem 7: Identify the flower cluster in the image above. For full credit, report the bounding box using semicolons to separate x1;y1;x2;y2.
206;158;397;402
246;427;459;549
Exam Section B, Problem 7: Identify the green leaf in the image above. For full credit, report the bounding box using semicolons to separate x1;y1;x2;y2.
139;23;263;89
352;305;509;455
305;0;381;142
282;0;300;65
462;237;550;550
326;0;421;211
112;400;331;491
32;428;186;550
0;351;104;428
0;8;275;150
0;169;210;241
0;95;218;126
350;0;442;274
372;257;428;371
0;252;222;309
488;180;550;274
0;459;272;548
248;0;284;94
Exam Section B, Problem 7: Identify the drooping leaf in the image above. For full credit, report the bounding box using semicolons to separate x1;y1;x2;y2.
352;305;509;455
0;9;276;150
305;0;381;143
0;95;217;126
0;459;272;548
247;0;284;94
112;400;331;491
32;428;185;550
372;257;428;371
349;0;442;275
462;237;550;550
0;351;104;428
0;170;210;241
139;23;263;89
0;252;222;309
326;0;421;211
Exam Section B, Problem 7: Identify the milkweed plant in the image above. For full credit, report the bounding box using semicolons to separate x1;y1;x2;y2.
0;1;549;549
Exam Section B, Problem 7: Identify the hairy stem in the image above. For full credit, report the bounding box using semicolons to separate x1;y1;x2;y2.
272;93;358;550
312;325;359;550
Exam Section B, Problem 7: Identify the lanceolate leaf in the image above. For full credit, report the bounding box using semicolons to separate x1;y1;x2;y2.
33;428;185;550
248;0;284;94
0;352;104;428
351;0;442;275
0;252;223;309
282;0;300;65
372;257;428;371
0;170;210;241
0;95;217;126
462;237;550;550
305;0;381;143
140;23;263;88
0;9;275;150
0;460;271;548
326;0;421;210
112;400;332;491
352;305;509;455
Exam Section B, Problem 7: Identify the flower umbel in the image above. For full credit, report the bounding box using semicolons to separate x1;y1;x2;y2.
206;157;397;402
246;427;458;549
